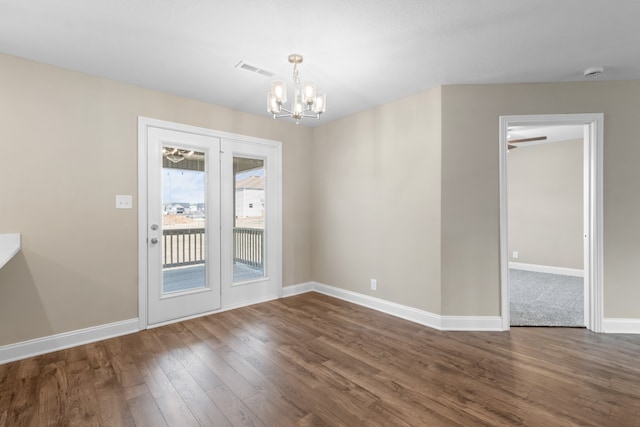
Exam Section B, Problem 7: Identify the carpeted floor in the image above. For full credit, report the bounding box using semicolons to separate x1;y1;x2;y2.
510;269;584;327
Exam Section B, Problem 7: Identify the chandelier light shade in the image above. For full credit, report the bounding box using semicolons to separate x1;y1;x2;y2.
267;54;326;123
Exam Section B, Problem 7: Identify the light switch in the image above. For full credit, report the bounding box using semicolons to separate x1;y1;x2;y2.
116;195;133;209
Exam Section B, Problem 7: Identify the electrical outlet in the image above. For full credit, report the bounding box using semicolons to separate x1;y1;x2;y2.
512;250;519;259
371;279;377;291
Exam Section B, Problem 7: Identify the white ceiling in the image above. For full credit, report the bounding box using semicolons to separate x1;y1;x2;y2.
1;1;639;127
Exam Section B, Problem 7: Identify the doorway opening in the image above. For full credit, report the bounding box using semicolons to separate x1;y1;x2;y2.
499;114;603;332
506;125;585;327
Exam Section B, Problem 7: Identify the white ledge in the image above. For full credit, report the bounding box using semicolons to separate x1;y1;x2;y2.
0;234;21;269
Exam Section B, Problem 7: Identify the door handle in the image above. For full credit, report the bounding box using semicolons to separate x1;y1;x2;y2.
150;237;159;244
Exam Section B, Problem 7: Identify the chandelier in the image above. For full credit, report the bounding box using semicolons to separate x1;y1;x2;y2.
267;54;326;123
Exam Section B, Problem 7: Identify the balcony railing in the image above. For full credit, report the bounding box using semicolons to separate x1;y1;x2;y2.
233;227;264;269
162;227;264;269
163;228;205;268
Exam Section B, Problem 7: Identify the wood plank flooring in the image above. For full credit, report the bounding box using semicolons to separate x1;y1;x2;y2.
1;292;639;426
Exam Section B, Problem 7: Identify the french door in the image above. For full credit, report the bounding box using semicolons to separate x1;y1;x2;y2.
139;118;282;327
146;127;221;324
220;139;282;309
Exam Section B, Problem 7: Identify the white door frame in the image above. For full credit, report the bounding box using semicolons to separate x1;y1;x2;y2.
499;113;604;332
138;117;282;330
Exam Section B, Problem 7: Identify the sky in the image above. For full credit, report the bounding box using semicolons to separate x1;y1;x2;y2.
163;169;205;204
163;167;265;204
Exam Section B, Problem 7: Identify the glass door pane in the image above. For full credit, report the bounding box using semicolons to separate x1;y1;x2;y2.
162;146;207;293
233;157;266;283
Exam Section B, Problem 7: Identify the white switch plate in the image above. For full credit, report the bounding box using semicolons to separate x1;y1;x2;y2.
371;278;377;291
512;250;519;259
116;195;133;209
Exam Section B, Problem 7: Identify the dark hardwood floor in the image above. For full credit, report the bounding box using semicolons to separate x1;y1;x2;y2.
1;292;639;426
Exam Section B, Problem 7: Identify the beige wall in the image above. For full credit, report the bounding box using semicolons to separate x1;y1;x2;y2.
441;81;640;318
311;88;442;314
2;52;639;349
0;53;313;346
311;80;640;320
508;139;583;269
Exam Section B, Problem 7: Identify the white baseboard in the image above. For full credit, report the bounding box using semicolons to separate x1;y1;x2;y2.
281;281;314;297
0;318;139;365
441;315;504;331
6;282;631;365
304;282;502;332
602;318;640;334
509;262;584;277
299;282;637;334
313;282;443;330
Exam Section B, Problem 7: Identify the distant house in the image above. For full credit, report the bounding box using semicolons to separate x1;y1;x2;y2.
163;202;190;214
235;176;264;218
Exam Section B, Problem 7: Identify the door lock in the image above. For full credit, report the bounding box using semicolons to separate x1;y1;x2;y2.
150;237;159;244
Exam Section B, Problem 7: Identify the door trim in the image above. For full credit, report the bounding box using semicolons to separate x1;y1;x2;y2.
498;113;604;332
138;117;282;330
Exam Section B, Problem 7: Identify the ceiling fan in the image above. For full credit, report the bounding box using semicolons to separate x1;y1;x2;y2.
507;135;547;150
163;147;196;163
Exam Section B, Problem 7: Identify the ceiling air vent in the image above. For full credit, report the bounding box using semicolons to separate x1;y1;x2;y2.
235;61;274;78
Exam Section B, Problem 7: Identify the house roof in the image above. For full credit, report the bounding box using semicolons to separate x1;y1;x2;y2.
1;1;639;126
236;176;264;190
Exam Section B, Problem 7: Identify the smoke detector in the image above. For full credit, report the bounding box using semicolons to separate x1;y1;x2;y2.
584;67;604;78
